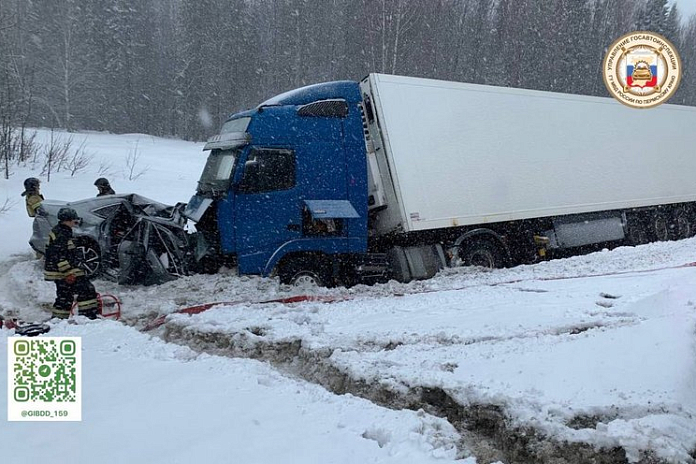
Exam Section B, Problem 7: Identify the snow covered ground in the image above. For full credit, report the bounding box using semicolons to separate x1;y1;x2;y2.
1;129;696;463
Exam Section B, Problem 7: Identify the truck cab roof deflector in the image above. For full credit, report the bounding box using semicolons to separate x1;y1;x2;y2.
203;132;250;151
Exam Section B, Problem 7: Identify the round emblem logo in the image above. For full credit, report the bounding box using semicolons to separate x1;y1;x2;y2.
602;31;681;109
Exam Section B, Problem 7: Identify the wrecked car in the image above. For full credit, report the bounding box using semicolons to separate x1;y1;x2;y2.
30;194;191;285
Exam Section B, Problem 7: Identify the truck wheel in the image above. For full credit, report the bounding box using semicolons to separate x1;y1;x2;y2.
626;216;648;245
627;227;648;246
279;258;332;288
74;238;102;279
652;214;669;242
195;254;222;274
671;210;690;240
460;239;505;269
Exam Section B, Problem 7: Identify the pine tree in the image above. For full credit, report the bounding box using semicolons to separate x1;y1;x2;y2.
664;4;683;45
635;0;669;34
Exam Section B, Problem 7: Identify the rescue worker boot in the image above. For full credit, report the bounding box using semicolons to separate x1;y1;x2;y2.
78;309;99;320
52;307;71;319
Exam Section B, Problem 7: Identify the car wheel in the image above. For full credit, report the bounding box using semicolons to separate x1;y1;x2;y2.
74;238;102;278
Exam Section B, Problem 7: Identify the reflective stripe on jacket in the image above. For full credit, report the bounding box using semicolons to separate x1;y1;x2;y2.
43;224;86;281
25;193;44;217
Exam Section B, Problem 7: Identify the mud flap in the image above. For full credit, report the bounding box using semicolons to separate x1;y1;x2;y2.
387;245;446;282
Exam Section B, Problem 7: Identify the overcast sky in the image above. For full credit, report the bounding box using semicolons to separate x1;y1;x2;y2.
675;0;696;20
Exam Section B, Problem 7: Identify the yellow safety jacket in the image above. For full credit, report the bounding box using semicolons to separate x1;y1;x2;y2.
24;192;44;217
43;223;86;281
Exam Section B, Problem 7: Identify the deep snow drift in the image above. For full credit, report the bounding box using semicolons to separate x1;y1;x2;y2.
1;129;696;463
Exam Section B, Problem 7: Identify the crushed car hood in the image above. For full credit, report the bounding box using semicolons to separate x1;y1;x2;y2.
30;194;191;285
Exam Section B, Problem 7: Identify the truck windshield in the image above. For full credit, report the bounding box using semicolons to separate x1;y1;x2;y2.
220;117;250;134
197;148;240;195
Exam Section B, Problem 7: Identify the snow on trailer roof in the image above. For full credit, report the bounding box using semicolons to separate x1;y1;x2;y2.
368;72;696;110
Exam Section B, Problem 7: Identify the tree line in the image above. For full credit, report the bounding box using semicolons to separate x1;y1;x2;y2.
0;0;694;143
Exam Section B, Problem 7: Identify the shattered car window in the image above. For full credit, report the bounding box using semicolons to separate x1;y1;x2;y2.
150;224;187;277
92;203;123;219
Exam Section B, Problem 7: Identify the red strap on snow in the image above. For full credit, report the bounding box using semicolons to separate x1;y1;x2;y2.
142;295;345;331
491;261;696;287
141;261;696;332
261;295;342;304
143;301;243;331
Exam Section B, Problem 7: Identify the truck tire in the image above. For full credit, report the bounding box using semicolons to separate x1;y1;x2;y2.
279;257;332;288
671;210;691;240
626;216;648;246
195;254;222;274
460;239;505;269
652;214;669;242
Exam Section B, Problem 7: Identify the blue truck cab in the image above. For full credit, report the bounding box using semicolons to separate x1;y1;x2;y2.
185;81;381;285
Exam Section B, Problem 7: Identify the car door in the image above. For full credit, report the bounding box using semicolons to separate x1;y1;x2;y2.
234;147;300;274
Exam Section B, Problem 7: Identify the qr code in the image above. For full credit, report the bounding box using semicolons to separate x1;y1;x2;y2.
12;338;78;402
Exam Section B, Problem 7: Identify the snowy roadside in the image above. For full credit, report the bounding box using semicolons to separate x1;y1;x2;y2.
156;253;696;463
2;235;696;462
0;321;469;464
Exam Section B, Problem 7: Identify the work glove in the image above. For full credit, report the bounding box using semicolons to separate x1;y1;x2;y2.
64;274;77;285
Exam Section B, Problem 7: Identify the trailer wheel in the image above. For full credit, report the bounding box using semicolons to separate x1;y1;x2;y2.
279;257;332;288
460;239;505;269
626;216;648;246
671;210;691;240
652;214;669;242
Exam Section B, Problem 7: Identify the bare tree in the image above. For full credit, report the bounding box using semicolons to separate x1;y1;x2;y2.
388;0;421;74
0;196;17;216
97;158;116;178
19;130;37;165
0;68;19;179
124;140;149;181
62;138;93;176
356;0;422;74
0;69;38;178
35;0;91;131
0;5;18;169
41;128;73;181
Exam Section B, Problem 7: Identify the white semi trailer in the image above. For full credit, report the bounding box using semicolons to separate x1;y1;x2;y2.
189;73;696;285
357;74;696;280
